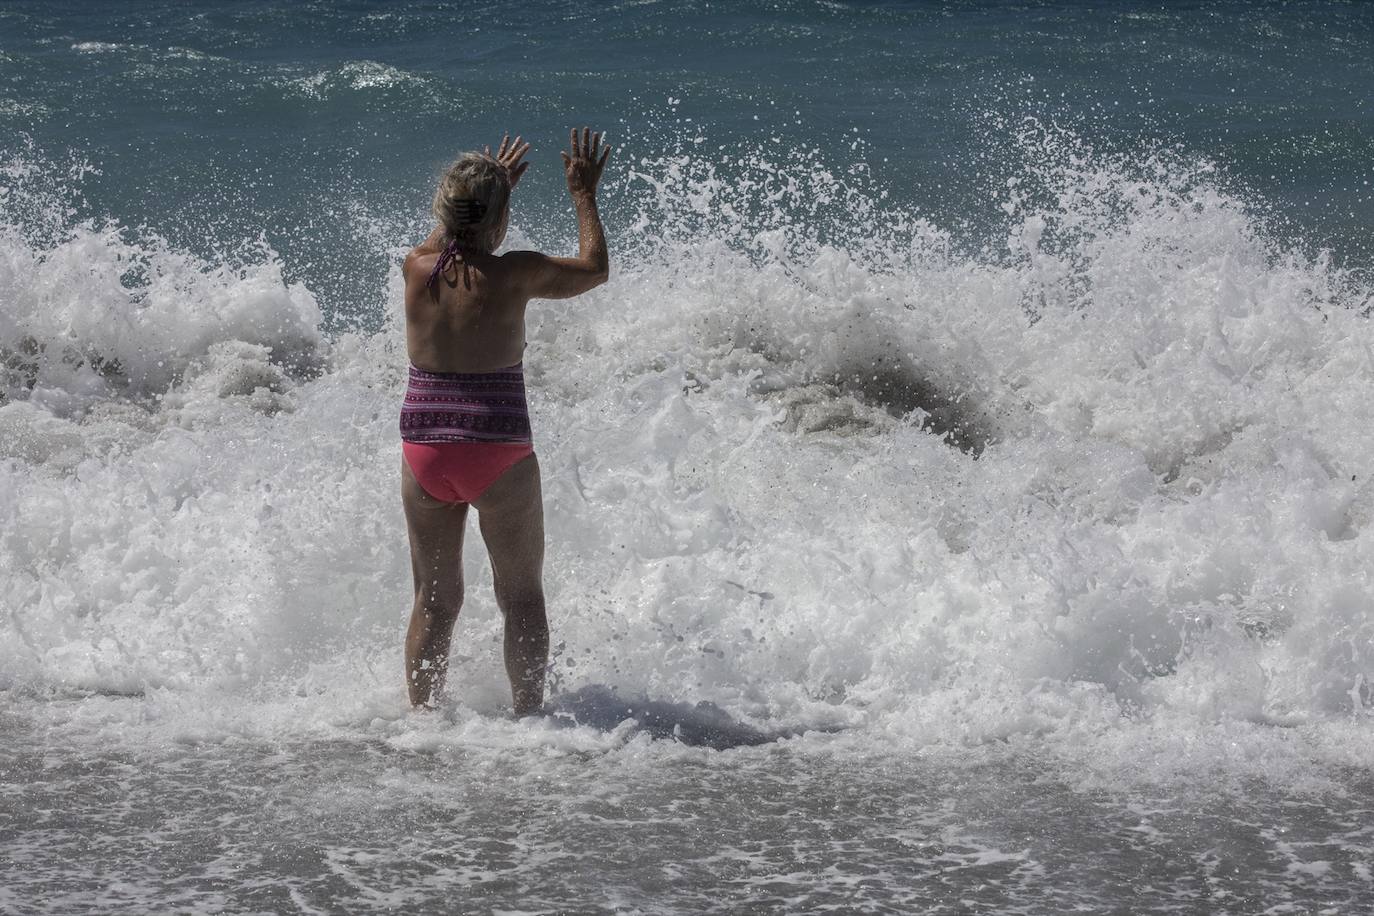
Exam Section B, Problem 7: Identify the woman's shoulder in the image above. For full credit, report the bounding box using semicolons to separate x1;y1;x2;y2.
497;249;546;267
493;249;552;291
403;245;438;278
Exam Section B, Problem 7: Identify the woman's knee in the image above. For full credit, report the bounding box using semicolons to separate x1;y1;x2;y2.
416;581;464;618
495;584;545;620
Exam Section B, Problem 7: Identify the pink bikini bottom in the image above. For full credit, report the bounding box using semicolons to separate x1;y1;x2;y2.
402;441;534;504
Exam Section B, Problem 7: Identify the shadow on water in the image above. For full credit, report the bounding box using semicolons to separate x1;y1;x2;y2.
770;363;991;455
837;361;990;456
548;685;833;750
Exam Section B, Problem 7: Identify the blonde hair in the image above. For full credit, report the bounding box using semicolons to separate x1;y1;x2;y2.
431;153;511;253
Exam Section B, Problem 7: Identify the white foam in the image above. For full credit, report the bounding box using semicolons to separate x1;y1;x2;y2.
2;131;1373;780
70;41;127;54
0;221;323;412
276;61;439;102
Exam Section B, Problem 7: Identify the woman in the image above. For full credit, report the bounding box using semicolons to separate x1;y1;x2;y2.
400;128;611;714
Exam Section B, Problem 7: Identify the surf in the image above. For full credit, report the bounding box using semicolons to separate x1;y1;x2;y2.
2;127;1372;780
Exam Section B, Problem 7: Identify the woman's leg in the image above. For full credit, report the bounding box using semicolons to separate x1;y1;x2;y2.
401;457;469;707
473;454;548;716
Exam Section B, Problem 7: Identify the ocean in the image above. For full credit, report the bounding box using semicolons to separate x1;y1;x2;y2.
3;1;1374;912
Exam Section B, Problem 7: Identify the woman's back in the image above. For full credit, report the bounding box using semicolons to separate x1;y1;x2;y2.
403;250;530;373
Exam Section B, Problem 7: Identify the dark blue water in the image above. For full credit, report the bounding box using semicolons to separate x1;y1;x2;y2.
3;1;1372;325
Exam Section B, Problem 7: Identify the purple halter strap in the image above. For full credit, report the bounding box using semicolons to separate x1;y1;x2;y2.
427;237;464;289
427;197;488;288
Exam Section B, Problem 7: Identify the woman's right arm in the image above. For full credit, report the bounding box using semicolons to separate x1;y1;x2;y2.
509;127;612;300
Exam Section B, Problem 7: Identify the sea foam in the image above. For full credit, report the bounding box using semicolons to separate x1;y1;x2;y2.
2;129;1373;780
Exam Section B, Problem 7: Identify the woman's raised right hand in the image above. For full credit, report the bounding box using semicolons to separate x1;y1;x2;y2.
561;127;611;197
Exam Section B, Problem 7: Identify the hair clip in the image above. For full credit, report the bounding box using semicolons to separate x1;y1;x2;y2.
453;198;488;225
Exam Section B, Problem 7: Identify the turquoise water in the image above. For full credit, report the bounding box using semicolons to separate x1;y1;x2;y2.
4;2;1374;912
3;1;1372;321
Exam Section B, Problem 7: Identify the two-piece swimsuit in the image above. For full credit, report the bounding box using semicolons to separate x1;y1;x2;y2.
400;238;534;503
